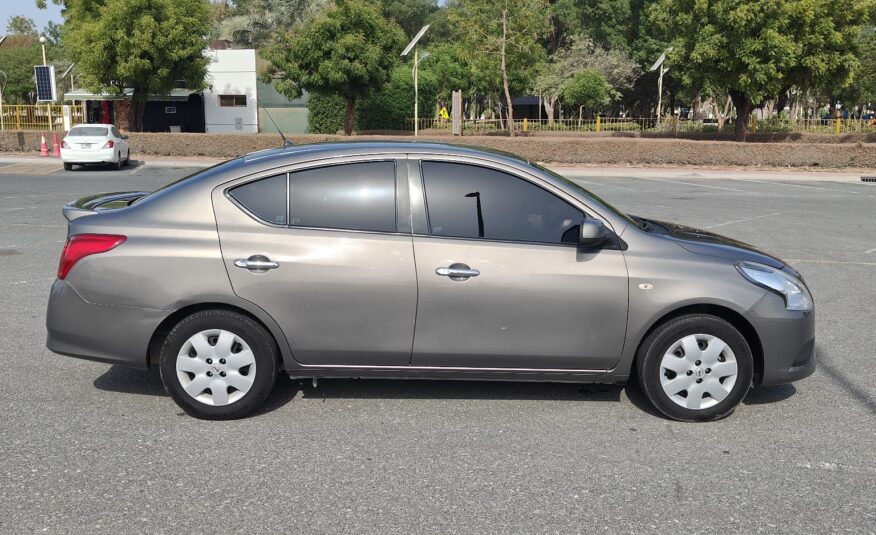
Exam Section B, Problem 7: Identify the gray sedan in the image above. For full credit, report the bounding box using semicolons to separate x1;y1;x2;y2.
46;142;814;421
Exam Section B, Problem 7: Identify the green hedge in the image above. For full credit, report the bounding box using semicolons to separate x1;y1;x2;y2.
306;92;346;134
357;65;438;131
307;66;439;133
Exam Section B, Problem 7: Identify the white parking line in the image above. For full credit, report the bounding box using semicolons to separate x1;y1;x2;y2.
4;277;55;286
129;164;144;175
704;212;783;229
865;247;876;254
746;179;859;193
628;176;755;193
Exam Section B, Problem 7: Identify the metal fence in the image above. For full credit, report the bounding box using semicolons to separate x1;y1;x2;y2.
0;104;88;131
404;116;876;135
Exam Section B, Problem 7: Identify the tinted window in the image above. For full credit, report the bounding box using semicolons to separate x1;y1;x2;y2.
229;174;287;225
422;162;584;244
289;162;396;232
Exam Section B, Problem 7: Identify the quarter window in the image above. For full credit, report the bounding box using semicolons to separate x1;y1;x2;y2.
229;174;288;225
421;161;584;244
289;161;396;233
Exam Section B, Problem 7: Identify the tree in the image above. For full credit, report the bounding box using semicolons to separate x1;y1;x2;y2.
562;69;611;123
263;0;406;135
0;42;43;103
450;0;549;136
533;34;639;122
381;0;438;38
357;64;438;130
62;0;211;131
216;0;328;48
648;0;873;141
6;15;38;35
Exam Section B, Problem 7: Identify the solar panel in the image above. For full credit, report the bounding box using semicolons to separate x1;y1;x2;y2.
34;65;57;102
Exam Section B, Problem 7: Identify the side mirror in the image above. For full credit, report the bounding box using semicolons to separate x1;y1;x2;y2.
579;219;610;248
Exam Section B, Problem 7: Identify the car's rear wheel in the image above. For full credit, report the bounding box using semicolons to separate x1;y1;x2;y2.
122;150;130;166
159;310;278;419
113;154;122;170
63;163;73;171
636;314;754;422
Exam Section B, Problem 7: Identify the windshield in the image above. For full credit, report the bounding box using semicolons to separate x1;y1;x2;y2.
529;163;636;226
68;127;108;137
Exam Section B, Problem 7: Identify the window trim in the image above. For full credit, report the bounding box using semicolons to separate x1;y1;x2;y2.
417;159;588;248
219;94;247;107
223;159;403;236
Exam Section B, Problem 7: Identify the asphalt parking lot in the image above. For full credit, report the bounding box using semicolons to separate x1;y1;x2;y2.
1;161;874;533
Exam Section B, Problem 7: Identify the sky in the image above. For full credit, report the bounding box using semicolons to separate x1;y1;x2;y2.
1;2;64;35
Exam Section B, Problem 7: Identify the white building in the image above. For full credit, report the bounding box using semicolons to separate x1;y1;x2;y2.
203;49;259;133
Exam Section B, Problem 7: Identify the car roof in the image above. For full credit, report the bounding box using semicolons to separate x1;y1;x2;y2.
70;124;113;129
241;141;531;167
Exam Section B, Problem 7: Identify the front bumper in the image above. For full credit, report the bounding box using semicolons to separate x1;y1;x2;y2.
746;292;816;386
60;147;117;164
46;279;167;369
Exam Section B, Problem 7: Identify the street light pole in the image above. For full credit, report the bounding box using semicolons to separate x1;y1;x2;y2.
649;46;673;125
0;71;7;131
39;36;52;131
401;25;430;137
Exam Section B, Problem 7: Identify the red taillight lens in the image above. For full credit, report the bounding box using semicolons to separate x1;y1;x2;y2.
103;140;115;149
57;234;126;280
61;139;68;149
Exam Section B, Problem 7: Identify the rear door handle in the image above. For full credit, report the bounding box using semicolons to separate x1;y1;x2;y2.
234;255;279;271
436;263;480;281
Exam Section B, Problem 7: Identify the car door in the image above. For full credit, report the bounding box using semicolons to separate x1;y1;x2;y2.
212;157;418;367
409;159;629;370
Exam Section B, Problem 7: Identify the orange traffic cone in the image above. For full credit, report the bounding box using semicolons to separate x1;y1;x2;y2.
52;132;61;157
40;134;49;157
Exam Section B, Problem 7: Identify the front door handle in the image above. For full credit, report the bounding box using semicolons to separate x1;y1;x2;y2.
234;255;279;271
436;263;480;281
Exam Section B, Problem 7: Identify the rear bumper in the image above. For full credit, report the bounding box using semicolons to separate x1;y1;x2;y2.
746;292;816;386
46;279;166;369
61;148;117;164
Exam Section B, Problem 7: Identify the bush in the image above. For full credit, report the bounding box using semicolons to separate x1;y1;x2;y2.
307;93;346;134
357;65;438;131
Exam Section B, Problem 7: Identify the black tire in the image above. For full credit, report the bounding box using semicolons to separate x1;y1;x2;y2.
159;309;278;420
122;150;131;166
636;314;754;422
113;155;122;170
63;162;73;171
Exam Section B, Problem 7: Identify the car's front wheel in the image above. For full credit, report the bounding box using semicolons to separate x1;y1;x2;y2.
636;314;754;422
159;310;278;419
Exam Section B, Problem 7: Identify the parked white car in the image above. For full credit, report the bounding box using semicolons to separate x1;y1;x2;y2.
61;124;131;171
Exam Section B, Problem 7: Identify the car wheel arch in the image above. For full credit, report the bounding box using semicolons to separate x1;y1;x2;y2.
631;303;764;386
147;301;293;371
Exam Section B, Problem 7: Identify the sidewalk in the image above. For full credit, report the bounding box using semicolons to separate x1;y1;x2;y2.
1;152;874;182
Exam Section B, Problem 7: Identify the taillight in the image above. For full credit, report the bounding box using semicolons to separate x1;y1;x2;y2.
61;139;68;149
57;234;126;280
103;140;115;149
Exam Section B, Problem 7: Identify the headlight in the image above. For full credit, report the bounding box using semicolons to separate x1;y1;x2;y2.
736;261;813;311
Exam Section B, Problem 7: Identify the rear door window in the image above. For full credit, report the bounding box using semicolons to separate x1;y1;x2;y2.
229;173;288;225
421;161;584;245
289;161;397;233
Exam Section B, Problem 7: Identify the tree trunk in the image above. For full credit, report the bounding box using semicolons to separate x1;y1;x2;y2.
775;87;791;118
543;96;556;125
343;96;355;135
500;9;515;137
692;91;701;120
729;90;751;142
129;88;148;132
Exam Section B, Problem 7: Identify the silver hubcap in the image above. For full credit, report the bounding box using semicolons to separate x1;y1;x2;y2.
659;334;738;410
176;329;256;406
